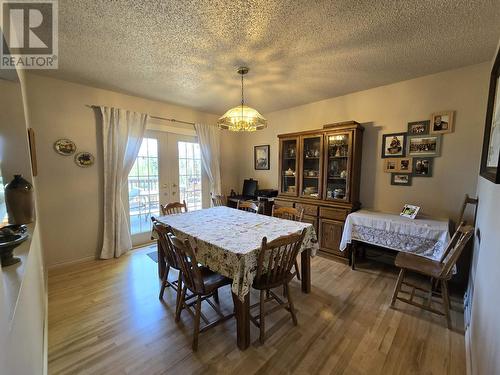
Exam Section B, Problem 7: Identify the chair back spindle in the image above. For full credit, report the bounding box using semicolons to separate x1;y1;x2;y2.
211;193;226;207
255;229;306;286
161;200;188;215
457;194;479;226
168;234;205;294
151;217;181;270
237;200;259;213
272;206;304;222
439;224;474;278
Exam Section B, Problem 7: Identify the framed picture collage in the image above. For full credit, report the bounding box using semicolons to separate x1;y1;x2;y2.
381;111;454;186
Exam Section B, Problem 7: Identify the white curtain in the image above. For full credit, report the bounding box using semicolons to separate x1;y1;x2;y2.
194;123;222;197
100;107;148;259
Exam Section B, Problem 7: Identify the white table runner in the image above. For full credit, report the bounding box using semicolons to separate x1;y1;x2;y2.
340;209;450;260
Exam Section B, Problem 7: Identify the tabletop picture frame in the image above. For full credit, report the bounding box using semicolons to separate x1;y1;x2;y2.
400;204;420;219
254;144;270;170
480;46;500;183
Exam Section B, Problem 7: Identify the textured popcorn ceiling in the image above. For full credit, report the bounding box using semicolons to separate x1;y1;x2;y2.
40;0;500;114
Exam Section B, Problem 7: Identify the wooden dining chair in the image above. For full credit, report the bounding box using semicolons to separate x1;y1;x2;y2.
390;223;474;328
169;233;234;351
250;229;307;344
236;200;259;213
210;193;226;207
151;218;185;317
272;206;305;280
161;200;188;215
457;194;479;227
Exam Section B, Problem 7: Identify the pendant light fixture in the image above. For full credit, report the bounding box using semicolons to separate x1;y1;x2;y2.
217;67;267;132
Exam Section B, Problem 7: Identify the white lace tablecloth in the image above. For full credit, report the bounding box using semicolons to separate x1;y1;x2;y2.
340;209;450;261
157;206;318;300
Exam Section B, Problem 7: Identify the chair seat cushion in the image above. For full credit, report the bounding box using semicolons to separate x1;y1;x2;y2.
200;267;232;294
252;272;295;290
395;252;444;278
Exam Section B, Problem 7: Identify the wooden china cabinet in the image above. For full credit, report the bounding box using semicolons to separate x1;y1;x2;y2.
276;121;364;263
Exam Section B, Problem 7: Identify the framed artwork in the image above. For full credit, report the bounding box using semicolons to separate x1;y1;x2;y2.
407;120;429;135
383;157;413;173
27;128;37;177
254;145;270;170
430;111;455;134
480;47;500;183
407;134;441;157
400;204;420;219
391;173;412;186
381;132;407;158
413;157;433;177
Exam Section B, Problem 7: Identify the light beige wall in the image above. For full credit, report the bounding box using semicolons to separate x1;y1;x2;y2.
228;63;490;219
468;39;500;375
25;74;219;267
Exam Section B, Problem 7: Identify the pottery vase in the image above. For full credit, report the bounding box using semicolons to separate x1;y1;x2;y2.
5;175;35;224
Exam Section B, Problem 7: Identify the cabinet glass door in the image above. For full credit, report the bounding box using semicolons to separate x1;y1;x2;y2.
280;138;298;196
300;135;322;199
325;133;351;201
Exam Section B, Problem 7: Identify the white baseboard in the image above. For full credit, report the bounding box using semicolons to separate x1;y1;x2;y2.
465;326;472;375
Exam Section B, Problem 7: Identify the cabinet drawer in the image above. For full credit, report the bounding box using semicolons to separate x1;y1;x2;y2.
319;207;348;221
274;199;294;208
302;214;318;233
295;203;318;216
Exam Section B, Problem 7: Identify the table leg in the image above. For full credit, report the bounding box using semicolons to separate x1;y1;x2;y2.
232;292;250;350
301;248;311;293
351;243;356;270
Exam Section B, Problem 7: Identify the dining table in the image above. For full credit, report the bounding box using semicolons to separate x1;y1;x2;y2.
156;205;319;350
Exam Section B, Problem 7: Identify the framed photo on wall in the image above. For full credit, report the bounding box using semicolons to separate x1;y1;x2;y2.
480;46;500;184
407;120;430;135
413;157;433;177
381;133;407;158
407;134;441;157
430;111;455;134
391;173;412;186
254;145;270;170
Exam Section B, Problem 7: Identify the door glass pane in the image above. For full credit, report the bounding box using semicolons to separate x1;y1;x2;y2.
178;141;202;211
281;139;297;194
128;138;160;235
326;134;349;200
302;137;321;198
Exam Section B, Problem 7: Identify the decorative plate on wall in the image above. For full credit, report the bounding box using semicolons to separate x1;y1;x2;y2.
74;152;95;168
54;139;76;156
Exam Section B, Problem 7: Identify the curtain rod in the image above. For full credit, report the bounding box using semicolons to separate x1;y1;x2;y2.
85;104;196;126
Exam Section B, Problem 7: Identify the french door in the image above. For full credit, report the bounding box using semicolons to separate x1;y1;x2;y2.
126;129;207;245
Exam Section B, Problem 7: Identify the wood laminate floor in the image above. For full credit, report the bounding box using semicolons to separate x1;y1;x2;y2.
48;246;465;375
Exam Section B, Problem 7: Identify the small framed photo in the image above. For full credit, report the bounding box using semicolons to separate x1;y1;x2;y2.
407;120;429;135
400;204;420;219
254;145;270;170
383;157;413;173
383;158;398;173
431;111;454;134
407;134;441;157
381;133;406;158
398;157;413;173
391;173;412;186
413;157;433;177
